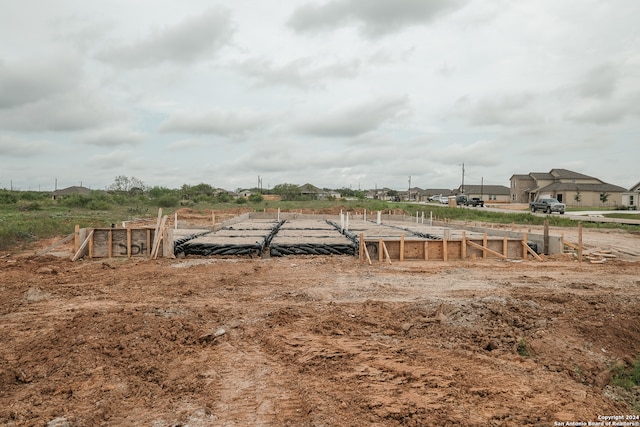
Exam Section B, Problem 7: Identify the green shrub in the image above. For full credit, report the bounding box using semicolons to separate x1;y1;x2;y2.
87;200;110;211
235;197;248;204
248;193;264;203
60;194;90;208
0;192;18;204
17;201;41;211
156;195;179;208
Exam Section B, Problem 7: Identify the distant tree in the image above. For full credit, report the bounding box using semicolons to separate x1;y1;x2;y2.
148;186;174;199
272;183;302;201
600;192;610;205
109;175;146;193
573;188;582;204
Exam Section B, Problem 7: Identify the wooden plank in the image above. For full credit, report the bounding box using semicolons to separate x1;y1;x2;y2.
149;208;163;259
466;240;507;259
380;240;391;264
503;237;508;258
400;234;405;262
35;233;74;256
146;229;151;256
108;229;113;258
578;223;583;263
522;232;528;260
443;237;448;262
88;232;94;259
461;232;467;259
362;238;372;265
72;229;94;262
359;233;364;262
151;216;168;260
424;241;428;261
483;233;488;260
74;224;80;253
378;239;384;263
522;240;543;261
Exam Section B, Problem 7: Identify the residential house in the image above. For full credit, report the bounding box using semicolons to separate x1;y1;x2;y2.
50;186;92;200
454;185;510;203
298;183;338;200
622;181;640;209
510;169;627;207
366;188;397;201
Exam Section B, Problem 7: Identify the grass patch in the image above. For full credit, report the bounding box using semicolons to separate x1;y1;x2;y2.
0;193;637;251
516;339;530;357
611;358;640;390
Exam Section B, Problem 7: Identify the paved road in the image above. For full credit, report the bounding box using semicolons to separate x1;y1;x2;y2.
418;202;640;225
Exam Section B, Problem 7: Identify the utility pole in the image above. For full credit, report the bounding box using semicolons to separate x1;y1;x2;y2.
481;176;484;201
461;163;465;194
408;176;411;201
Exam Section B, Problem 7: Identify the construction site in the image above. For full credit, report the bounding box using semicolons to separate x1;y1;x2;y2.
1;208;639;426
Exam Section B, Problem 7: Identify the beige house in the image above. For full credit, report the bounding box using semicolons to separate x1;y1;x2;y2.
622;181;640;209
455;185;510;203
510;169;627;207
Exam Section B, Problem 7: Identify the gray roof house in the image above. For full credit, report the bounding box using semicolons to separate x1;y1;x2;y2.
510;169;627;206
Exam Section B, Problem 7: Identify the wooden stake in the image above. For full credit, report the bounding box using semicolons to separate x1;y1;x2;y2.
483;233;488;260
400;234;405;262
149;208;163;259
424;241;429;261
88;232;94;259
443;236;448;262
359;233;364;262
503;237;508;258
74;224;80;254
578;222;583;263
461;231;467;259
543;220;549;255
522;232;528;260
108;229;113;258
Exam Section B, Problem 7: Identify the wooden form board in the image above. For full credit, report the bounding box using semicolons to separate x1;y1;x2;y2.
76;227;166;259
362;237;528;262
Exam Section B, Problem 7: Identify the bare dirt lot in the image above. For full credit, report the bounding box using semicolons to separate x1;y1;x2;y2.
1;226;640;426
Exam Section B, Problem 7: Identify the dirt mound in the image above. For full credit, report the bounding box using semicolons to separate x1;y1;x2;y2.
1;249;639;425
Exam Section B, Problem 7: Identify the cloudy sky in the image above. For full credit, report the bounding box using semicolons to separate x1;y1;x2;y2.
1;0;638;192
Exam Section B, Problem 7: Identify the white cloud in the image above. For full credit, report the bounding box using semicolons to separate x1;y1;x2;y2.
0;57;82;109
98;7;234;67
295;95;410;137
78;127;146;147
0;135;53;157
160;108;273;136
288;0;466;37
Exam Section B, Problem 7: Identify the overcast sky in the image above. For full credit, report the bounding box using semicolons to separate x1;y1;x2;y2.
1;0;638;192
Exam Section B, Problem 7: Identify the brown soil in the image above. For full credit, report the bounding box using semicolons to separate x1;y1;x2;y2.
1;229;640;426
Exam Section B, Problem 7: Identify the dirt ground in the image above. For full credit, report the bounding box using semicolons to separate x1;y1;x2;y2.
1;224;640;426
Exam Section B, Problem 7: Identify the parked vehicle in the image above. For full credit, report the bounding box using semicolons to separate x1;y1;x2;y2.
439;196;449;204
466;197;484;207
530;198;565;214
428;194;442;202
455;195;468;205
